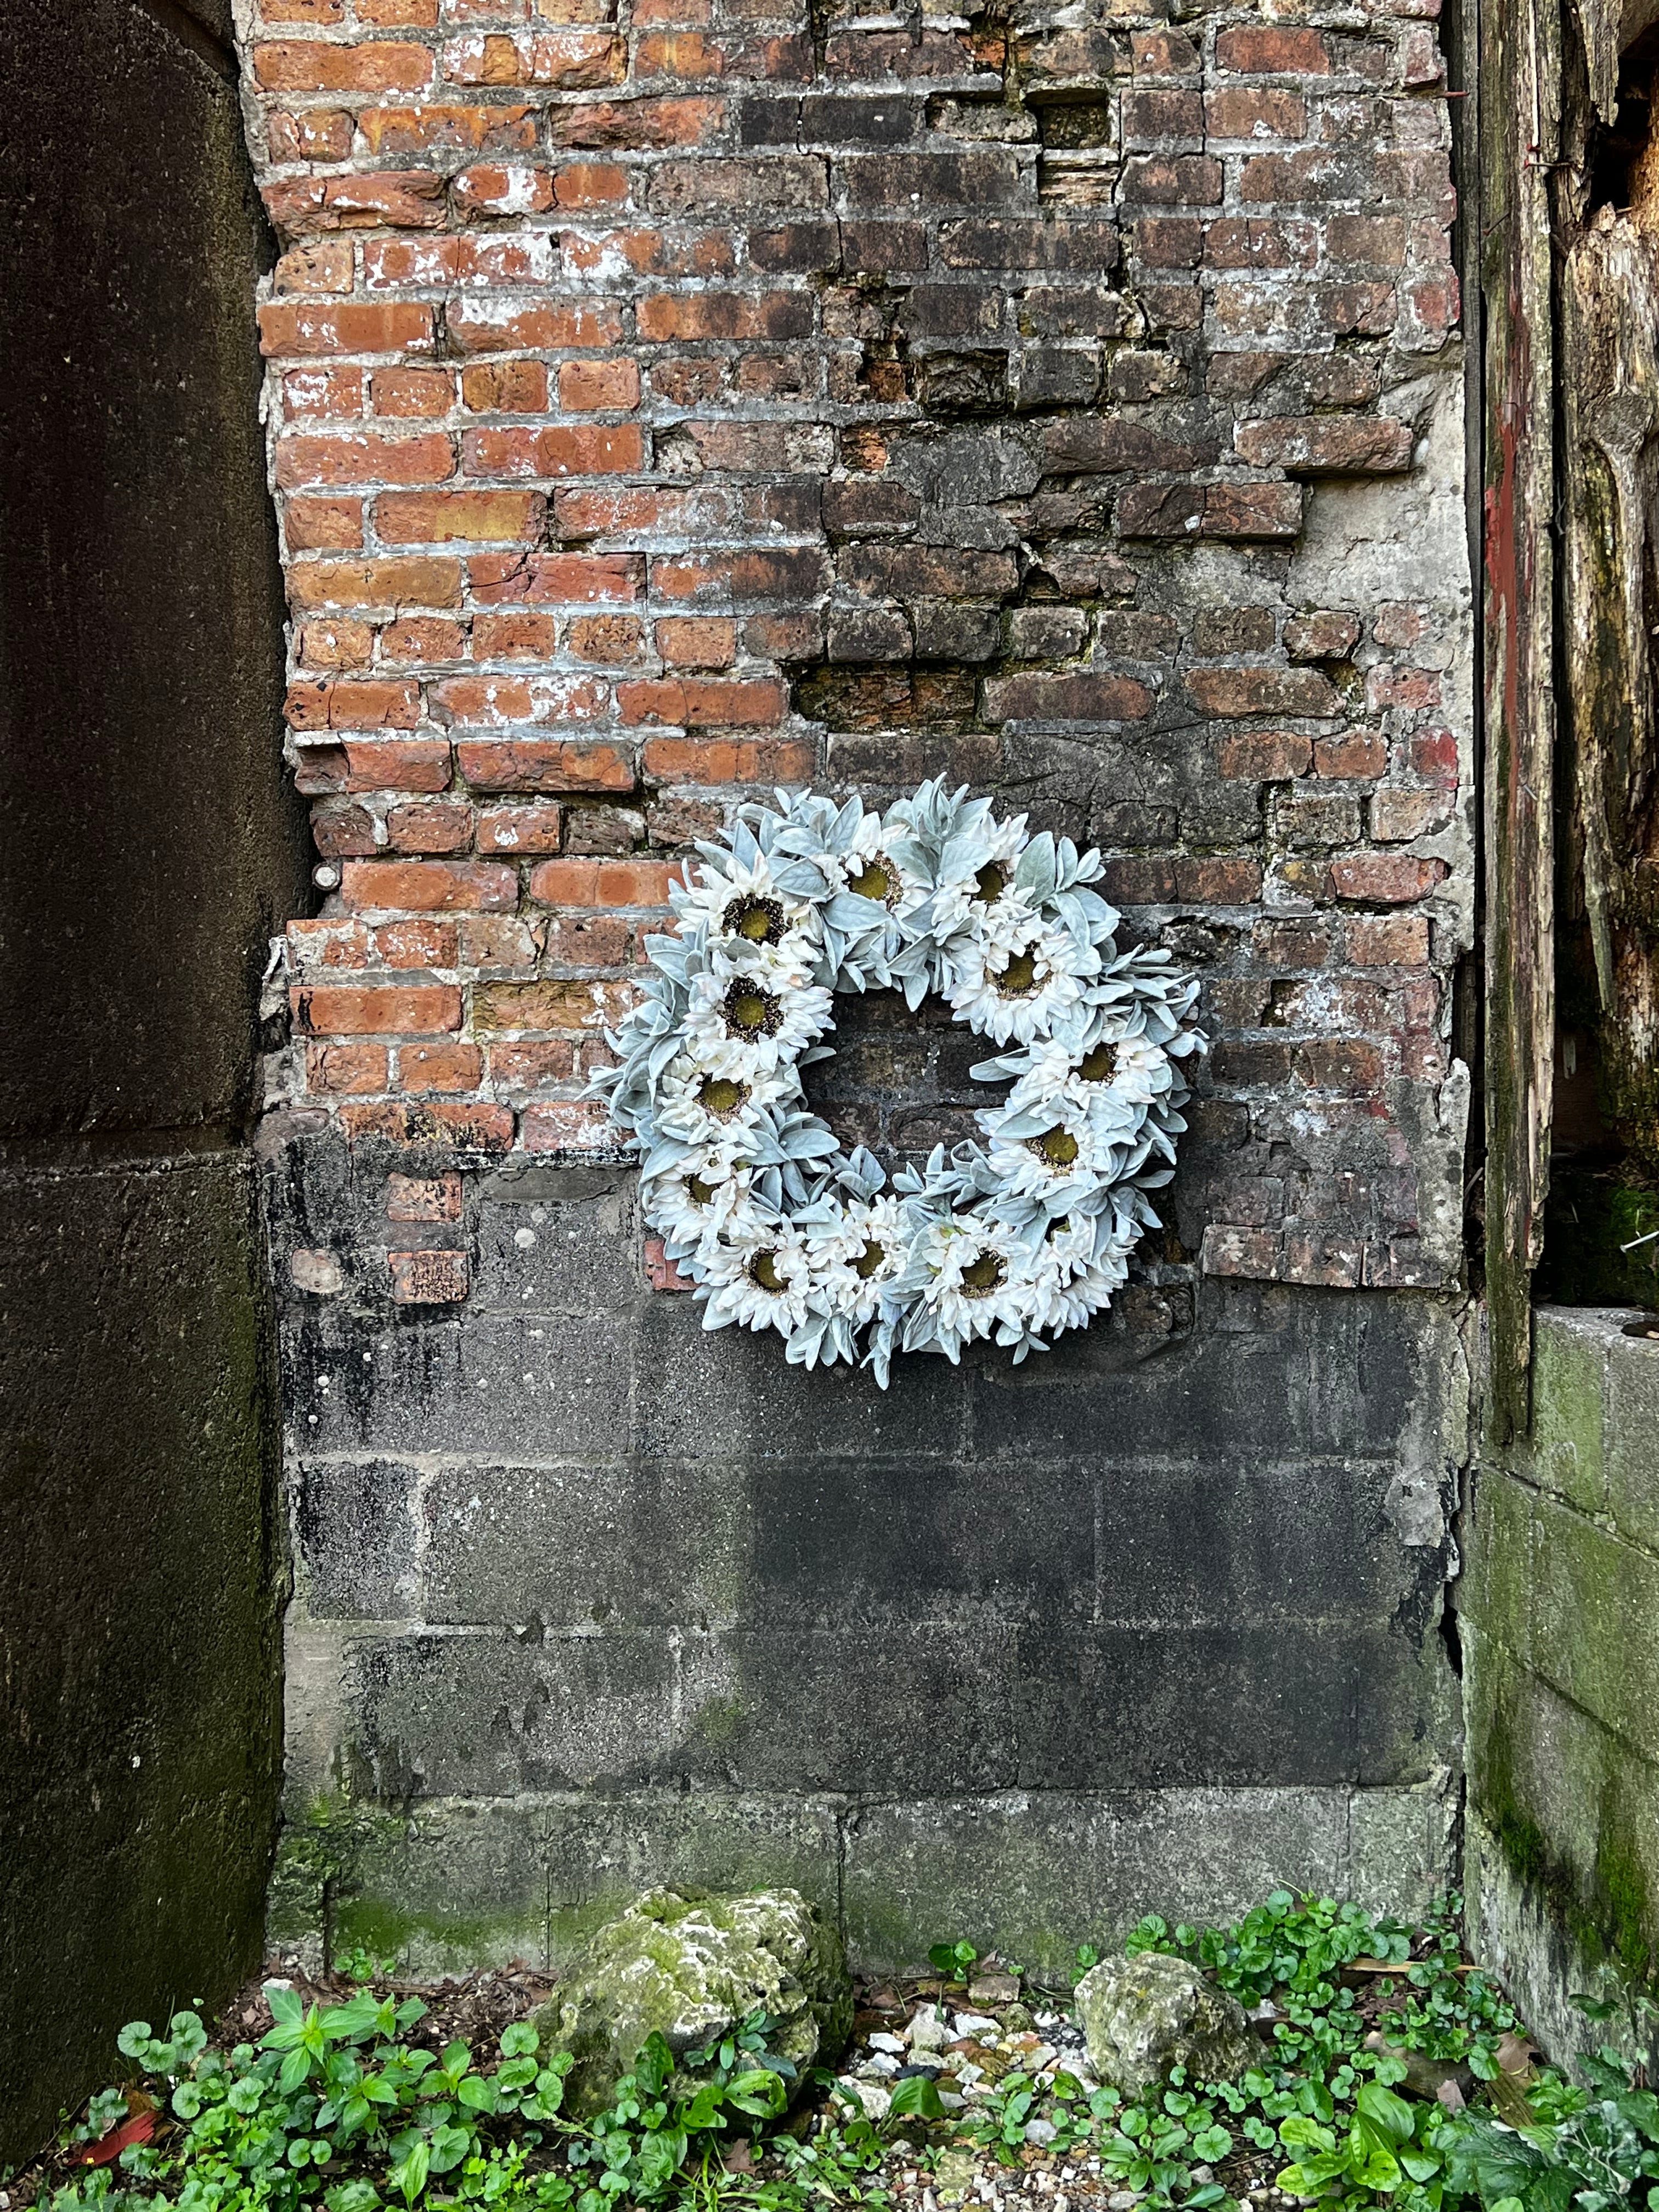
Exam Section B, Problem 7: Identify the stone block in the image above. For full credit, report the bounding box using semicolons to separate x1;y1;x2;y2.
1520;1308;1610;1514
471;1164;639;1312
296;1458;420;1619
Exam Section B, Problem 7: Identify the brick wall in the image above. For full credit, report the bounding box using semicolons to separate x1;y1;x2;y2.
244;0;1471;1295
238;0;1476;1968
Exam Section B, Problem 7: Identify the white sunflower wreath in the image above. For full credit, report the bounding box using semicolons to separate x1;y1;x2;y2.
590;780;1203;1386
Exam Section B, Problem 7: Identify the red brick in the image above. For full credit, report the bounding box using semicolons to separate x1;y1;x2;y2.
381;615;467;662
521;1099;622;1150
554;162;631;207
387;799;473;853
1205;87;1307;137
462;424;644;476
558;359;642;411
1411;728;1460;784
387;1171;464;1221
454;163;557;215
282;365;362;420
546;96;724;150
1347;913;1432;965
1200;1225;1281;1279
259;301;437;357
1329;853;1447;903
644;1235;696;1291
476;978;634;1030
1186;667;1338;717
267;110;355;162
641;736;815;783
467;551;643;604
376;489;544;543
298;618;374;670
1234;417;1414;474
1295;1039;1384;1092
287;558;465;611
656;617;735;668
342;859;519;911
274;239;355;294
253;38;433;89
462;359;552;413
567;614;645;664
373;367;454;418
529;857;676;905
389;1249;471;1304
478;803;565;853
306;1041;388;1093
1218;729;1312;780
287;678;421;731
473;612;558;656
1284;610;1362;660
1174;856;1262;904
323;736;452;792
1215;25;1330;72
1371;788;1451;842
293;983;462;1034
443;29;625;83
616;677;785;728
487;1040;578;1091
399;1042;486;1093
277;430;455;490
1368;663;1442;711
982;672;1154;723
373;918;459;967
285;497;364;552
447;297;622;352
1314;730;1387;778
341;1101;514;1148
359;103;538;155
456;737;635;791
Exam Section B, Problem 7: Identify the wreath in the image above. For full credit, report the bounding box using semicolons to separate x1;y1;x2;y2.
591;780;1203;1385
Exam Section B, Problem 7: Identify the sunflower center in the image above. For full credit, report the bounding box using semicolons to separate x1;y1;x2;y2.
848;859;893;904
697;1075;748;1118
686;1174;718;1205
1028;1127;1080;1169
723;893;786;946
721;979;781;1039
1077;1042;1119;1082
991;947;1039;997
853;1239;887;1279
973;861;1007;905
748;1249;786;1293
959;1249;1007;1297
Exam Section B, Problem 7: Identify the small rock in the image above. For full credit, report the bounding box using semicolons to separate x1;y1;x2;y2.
909;2008;952;2055
532;1886;852;2115
844;2077;891;2120
862;2052;900;2077
971;1973;1021;2007
1109;2193;1139;2209
1026;2119;1059;2146
935;2148;977;2203
955;2011;1001;2036
1075;1953;1260;2100
870;2030;907;2054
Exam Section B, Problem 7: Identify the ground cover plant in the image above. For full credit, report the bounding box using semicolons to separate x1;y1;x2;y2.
25;1895;1659;2212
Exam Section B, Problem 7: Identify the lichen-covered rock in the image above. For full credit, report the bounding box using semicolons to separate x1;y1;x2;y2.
1075;1951;1260;2098
534;1887;853;2114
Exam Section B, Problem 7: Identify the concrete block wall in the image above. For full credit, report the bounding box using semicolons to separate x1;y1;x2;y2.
234;0;1480;1968
1464;1310;1659;2071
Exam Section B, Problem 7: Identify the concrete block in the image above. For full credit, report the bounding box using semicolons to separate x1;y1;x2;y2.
296;1458;419;1619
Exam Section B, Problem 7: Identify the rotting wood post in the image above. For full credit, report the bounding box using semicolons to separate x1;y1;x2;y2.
1481;0;1560;1442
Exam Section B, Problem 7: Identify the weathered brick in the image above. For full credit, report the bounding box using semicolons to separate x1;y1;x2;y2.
376;489;545;542
292;983;463;1035
342;859;519;911
389;1249;471;1304
455;738;636;791
1330;852;1447;902
1234;417;1414;474
259;301;437;357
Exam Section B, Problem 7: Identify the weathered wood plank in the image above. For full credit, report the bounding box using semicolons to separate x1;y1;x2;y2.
1482;0;1560;1440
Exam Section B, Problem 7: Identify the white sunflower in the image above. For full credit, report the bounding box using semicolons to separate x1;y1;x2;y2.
802;1192;910;1329
654;1054;796;1148
698;1222;815;1334
946;913;1093;1047
983;1096;1121;1204
902;1215;1036;1360
644;1141;767;1257
680;953;834;1082
672;852;821;968
1025;1211;1137;1334
926;810;1032;946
